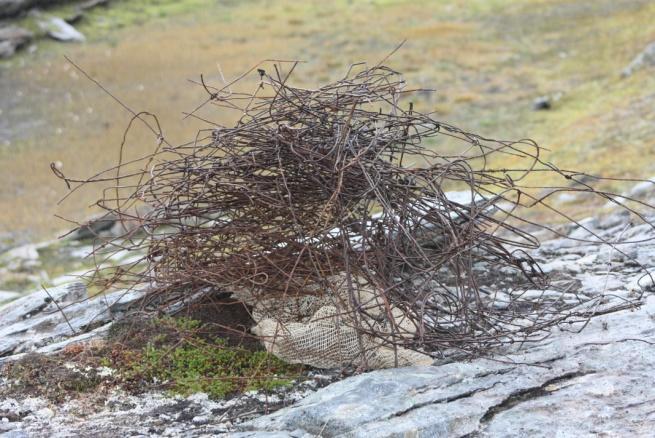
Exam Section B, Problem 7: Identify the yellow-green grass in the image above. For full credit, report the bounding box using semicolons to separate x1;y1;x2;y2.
1;0;654;241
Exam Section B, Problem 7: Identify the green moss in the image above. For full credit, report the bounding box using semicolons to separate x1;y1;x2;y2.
112;316;301;399
73;0;229;41
1;315;302;403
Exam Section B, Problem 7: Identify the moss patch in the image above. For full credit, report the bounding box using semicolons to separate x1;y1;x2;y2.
108;316;302;399
0;315;303;403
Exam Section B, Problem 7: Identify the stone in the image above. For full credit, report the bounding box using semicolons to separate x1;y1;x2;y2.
2;431;28;438
192;415;209;425
37;16;85;42
622;41;655;78
33;408;54;419
555;192;578;203
628;176;655;199
1;243;39;262
69;214;117;240
627;272;655;292
239;295;655;437
0;1;81;19
0;290;19;302
67;211;147;241
0;25;33;58
0;423;17;432
0;1;33;18
0;243;41;272
0;282;144;361
596;209;630;230
1;209;654;436
532;96;551;110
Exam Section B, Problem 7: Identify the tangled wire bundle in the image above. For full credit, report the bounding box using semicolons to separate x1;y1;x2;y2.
57;60;654;369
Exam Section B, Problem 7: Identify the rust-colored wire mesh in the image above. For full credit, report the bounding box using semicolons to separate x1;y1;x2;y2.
54;61;655;368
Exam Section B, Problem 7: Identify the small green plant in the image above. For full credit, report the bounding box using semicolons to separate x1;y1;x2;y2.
0;316;303;402
114;316;302;399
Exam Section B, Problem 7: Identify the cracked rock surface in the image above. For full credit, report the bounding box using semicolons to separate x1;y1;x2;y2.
236;294;655;437
0;283;143;362
0;382;338;437
233;209;655;437
0;209;654;436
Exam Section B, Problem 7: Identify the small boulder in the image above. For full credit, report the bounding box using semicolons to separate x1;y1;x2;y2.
0;0;33;18
70;214;118;240
3;244;39;262
628;177;655;199
0;25;33;58
68;211;147;241
533;96;551;110
37;16;85;42
622;41;655;78
0;290;19;302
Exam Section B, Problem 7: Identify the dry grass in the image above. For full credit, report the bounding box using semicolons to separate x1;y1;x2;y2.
1;0;655;240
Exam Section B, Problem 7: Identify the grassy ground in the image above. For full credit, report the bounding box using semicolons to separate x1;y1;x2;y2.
1;0;654;241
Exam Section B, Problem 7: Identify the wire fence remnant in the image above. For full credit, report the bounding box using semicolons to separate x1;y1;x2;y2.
54;61;655;369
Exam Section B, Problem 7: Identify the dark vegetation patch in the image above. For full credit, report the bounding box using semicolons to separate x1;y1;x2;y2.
0;305;305;403
106;314;303;399
1;349;109;404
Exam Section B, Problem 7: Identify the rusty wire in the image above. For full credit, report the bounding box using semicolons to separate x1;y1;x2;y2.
54;60;655;362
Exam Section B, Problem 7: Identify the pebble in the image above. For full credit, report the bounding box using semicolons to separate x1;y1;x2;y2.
533;96;551;110
192;415;209;425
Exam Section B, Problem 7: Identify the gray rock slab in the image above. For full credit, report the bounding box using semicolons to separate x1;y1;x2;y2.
239;295;655;437
1;209;654;437
0;290;19;302
0;282;143;361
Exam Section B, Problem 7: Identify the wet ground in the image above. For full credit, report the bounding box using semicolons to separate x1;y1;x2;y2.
1;0;655;243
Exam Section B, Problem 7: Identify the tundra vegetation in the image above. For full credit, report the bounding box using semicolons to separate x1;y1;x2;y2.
1;0;655;409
